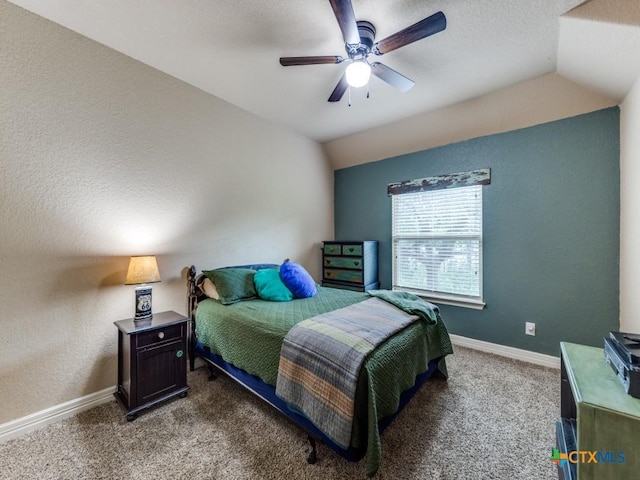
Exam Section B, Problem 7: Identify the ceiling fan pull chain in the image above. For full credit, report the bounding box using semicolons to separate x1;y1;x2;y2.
348;86;352;107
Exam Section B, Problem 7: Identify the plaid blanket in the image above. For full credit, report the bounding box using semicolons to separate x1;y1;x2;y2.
275;296;429;449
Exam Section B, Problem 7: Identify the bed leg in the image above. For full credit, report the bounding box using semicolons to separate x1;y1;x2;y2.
306;435;317;464
207;364;217;381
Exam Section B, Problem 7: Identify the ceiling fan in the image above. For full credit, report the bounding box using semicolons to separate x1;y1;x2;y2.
279;0;447;103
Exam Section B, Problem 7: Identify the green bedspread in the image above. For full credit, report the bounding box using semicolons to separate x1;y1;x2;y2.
195;286;452;476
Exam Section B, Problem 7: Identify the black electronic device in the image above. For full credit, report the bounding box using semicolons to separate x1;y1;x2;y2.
604;332;640;399
608;331;640;364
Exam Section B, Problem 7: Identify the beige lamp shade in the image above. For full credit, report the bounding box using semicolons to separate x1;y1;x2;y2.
124;256;161;285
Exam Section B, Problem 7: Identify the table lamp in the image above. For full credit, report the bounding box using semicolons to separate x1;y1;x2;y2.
125;255;161;321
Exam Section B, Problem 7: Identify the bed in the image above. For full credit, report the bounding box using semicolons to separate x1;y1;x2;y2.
187;263;453;477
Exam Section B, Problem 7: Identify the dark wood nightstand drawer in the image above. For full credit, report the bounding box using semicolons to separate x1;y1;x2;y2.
136;323;183;348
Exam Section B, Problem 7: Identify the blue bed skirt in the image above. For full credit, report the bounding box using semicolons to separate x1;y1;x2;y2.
194;340;442;462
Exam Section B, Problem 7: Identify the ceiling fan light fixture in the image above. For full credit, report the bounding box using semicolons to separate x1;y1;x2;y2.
345;60;371;88
278;2;447;103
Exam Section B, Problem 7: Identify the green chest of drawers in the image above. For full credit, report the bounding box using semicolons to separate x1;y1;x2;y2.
322;240;379;292
556;342;640;480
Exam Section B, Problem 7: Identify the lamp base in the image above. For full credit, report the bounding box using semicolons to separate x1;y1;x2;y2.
134;285;153;321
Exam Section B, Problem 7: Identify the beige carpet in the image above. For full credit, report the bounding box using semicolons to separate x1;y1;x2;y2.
0;346;559;479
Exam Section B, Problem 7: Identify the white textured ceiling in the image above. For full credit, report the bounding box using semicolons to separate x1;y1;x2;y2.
6;0;640;144
558;0;640;101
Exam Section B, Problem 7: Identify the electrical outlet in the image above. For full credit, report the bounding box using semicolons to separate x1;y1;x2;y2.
525;322;536;336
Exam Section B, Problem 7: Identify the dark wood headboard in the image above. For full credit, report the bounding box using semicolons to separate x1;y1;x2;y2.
187;263;279;370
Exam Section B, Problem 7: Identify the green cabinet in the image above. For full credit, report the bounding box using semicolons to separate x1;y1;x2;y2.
321;241;379;292
556;342;640;480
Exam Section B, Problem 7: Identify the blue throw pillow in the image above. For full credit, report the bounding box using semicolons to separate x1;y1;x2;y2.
254;268;294;302
279;261;317;298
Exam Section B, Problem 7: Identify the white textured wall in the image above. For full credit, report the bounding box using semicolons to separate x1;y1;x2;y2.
620;75;640;333
0;2;333;424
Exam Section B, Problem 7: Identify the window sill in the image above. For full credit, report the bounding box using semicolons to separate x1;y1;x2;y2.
392;288;486;310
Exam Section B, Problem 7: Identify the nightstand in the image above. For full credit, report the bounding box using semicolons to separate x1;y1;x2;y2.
114;311;189;421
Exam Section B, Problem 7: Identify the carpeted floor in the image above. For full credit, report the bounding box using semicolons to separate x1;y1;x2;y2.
0;346;560;479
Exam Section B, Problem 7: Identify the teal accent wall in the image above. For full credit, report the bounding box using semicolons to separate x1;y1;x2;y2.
334;108;620;356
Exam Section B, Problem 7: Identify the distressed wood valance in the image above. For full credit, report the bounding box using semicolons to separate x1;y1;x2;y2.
387;168;491;196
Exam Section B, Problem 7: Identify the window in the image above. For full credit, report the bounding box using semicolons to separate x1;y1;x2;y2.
391;173;487;309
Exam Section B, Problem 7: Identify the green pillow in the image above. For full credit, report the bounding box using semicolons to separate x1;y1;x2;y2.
202;268;257;305
253;268;294;302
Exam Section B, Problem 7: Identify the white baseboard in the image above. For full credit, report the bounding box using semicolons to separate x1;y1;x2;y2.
0;386;115;443
450;334;560;369
0;337;558;443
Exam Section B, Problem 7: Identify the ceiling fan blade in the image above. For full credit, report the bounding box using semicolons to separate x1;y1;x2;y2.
280;56;344;66
328;0;360;45
374;11;446;55
370;62;414;92
328;74;349;102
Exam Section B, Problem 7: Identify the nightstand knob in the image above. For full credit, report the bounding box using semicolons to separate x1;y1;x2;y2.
157;331;165;340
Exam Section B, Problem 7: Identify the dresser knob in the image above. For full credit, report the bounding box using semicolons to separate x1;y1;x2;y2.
158;331;165;340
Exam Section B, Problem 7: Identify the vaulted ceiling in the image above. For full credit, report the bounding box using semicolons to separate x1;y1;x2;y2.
7;0;640;154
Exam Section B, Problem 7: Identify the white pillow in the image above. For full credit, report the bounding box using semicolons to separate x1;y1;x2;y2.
201;277;220;300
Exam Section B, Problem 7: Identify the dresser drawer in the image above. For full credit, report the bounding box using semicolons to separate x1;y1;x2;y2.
323;244;342;255
136;324;183;348
323;268;364;284
322;281;365;292
323;256;364;270
342;244;362;256
322;280;380;292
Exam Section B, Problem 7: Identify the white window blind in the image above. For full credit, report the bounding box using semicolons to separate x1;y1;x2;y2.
392;184;484;308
